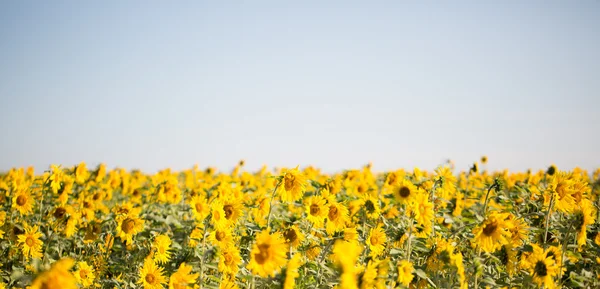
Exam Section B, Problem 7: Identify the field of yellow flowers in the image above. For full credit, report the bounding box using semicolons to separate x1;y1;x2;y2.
1;159;599;289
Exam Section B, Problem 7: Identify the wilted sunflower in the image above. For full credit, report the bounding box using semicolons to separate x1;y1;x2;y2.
278;166;307;203
139;258;166;289
12;189;34;215
169;262;198;289
152;234;172;264
17;223;43;260
74;261;95;288
247;230;287;277
472;211;512;253
397;260;414;287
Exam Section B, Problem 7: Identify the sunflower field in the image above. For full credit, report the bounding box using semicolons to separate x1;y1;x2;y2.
1;159;600;289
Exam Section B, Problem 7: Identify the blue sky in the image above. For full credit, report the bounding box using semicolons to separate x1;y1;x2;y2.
1;1;599;173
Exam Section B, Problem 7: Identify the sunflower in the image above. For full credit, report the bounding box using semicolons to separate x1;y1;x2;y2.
362;195;381;220
152;234;172;264
505;214;529;246
138;258;166;289
574;199;596;249
74;261;95;288
325;200;349;235
472;211;512;253
278;166;307;202
359;260;378;289
221;195;243;226
526;246;560;288
397;260;414;287
169;262;198;289
392;179;417;205
116;214;145;245
410;192;433;234
498;244;517;276
332;240;362;289
283;254;303;289
305;195;328;227
188;226;204;248
367;226;387;257
548;172;576;213
12;189;34;215
218;246;242;275
210;200;229;230
208;227;234;249
17;223;43;260
30;258;77;289
247;230;287;277
189;195;210;222
283;225;305;249
49;164;64;194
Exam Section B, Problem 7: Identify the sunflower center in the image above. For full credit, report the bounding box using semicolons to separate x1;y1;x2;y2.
328;206;339;221
365;200;375;213
284;174;296;191
310;204;320;216
357;184;367;194
79;269;88;279
224;253;233;264
25;236;34;246
16;195;27;206
195;203;204;213
399;186;411;198
122;218;135;234
284;228;298;243
223;205;234;219
254;244;271;265
482;221;498;236
370;235;380;246
534;261;548;277
216;231;225;241
54;207;66;218
159;247;165;254
145;273;156;284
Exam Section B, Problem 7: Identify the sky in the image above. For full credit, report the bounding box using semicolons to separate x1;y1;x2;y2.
1;1;599;174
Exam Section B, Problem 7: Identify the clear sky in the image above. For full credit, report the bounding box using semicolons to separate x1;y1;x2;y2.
1;1;599;173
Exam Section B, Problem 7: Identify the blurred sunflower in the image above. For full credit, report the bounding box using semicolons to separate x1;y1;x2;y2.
325;200;349;235
12;189;34;215
30;258;77;289
305;195;328;227
278;166;307;202
283;225;305;249
218;246;242;275
247;230;287;277
283;254;303;289
397;260;414;287
189;195;210;221
169;262;198;289
367;226;387;257
392;179;417;205
116;214;144;245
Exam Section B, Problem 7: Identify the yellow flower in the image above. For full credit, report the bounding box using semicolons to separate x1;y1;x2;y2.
189;195;210;221
392;179;417;205
208;227;234;249
526;246;559;288
218;246;242;275
188;226;204;248
12;189;34;215
75;162;89;184
247;230;287;277
410;192;433;235
397;260;414;287
30;258;77;289
574;198;596;249
332;240;362;289
152;234;172;264
283;225;305;249
138;258;167;289
548;172;576;213
116;214;144;245
367;226;387;257
169;262;198;289
49;164;64;194
472;212;512;253
74;261;95;288
283;254;303;289
278;166;307;202
361;195;381;220
17;224;43;260
325;201;349;235
305;195;328;227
